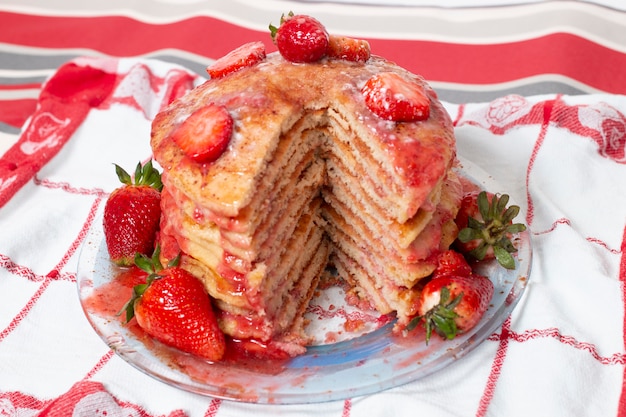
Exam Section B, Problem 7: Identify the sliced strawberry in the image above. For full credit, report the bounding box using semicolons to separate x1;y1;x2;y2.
361;72;430;122
270;13;329;63
171;103;233;163
430;249;472;281
103;161;162;266
206;41;266;79
408;273;494;343
121;248;226;361
327;35;370;62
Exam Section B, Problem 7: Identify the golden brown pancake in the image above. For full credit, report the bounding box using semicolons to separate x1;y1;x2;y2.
151;51;461;356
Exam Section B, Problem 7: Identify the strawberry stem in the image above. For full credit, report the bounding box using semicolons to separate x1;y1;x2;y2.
457;191;526;269
114;160;163;191
407;287;463;344
118;245;180;323
269;11;294;42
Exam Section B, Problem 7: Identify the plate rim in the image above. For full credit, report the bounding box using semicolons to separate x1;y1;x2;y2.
76;156;532;404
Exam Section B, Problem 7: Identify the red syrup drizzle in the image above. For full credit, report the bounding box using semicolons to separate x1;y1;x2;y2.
83;265;292;382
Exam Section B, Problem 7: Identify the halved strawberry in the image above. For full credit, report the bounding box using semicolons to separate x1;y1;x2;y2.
103;161;162;266
361;72;430;122
327;35;370;62
206;41;266;79
454;191;527;269
408;273;494;343
270;13;329;63
121;248;226;361
171;103;233;163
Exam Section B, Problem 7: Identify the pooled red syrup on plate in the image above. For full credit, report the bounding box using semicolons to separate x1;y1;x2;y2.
82;266;146;319
83;265;291;379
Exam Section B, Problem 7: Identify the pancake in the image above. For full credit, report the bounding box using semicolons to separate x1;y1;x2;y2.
151;50;460;356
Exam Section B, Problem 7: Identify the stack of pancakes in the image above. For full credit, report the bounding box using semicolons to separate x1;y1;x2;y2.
151;53;461;355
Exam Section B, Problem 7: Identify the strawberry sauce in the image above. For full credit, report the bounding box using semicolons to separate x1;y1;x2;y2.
83;264;292;381
82;266;146;320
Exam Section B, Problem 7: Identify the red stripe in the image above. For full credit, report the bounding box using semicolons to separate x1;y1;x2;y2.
617;224;626;416
525;96;560;226
0;253;45;282
476;317;511;417
342;399;352;417
506;327;625;365
0;11;266;60
203;399;222;417
0;279;51;343
82;350;115;380
452;103;466;127
0;83;42;90
369;34;626;94
33;175;108;197
0;196;101;342
0;391;49;410
0;98;37;128
1;11;625;94
46;196;104;280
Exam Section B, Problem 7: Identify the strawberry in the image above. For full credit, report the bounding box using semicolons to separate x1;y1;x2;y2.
408;273;494;343
120;248;226;361
430;249;472;281
327;35;371;62
361;72;430;122
171;103;233;163
454;191;527;269
103;161;162;266
270;12;329;63
206;41;266;79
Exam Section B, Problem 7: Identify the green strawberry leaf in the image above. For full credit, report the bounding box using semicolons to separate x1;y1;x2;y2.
459;191;527;268
494;245;516;270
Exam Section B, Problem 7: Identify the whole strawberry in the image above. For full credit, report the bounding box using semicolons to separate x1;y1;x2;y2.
270;12;329;63
454;191;527;269
430;249;472;281
408;273;494;343
120;248;226;361
103;161;162;266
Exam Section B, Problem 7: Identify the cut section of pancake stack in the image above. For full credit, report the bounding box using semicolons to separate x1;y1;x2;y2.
151;53;462;356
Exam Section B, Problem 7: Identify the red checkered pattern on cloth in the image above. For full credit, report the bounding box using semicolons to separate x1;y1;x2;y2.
0;58;197;208
1;381;187;416
0;58;625;417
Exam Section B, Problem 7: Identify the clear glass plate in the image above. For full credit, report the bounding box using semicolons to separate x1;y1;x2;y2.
76;157;532;404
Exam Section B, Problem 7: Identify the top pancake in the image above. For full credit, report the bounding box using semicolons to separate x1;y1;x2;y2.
151;52;456;224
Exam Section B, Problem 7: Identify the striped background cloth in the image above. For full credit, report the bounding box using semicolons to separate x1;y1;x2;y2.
2;0;625;142
1;1;626;416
